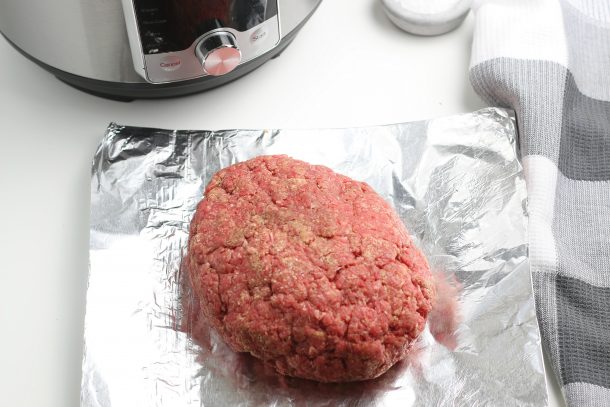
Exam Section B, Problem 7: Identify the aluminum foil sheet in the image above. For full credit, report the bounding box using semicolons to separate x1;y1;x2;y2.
82;107;547;407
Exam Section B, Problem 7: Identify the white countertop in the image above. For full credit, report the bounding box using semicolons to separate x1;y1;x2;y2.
0;1;565;406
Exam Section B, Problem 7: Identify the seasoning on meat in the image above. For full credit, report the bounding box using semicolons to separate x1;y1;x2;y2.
187;155;435;382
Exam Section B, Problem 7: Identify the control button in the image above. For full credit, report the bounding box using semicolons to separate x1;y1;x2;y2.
250;27;268;45
159;55;181;72
195;32;242;76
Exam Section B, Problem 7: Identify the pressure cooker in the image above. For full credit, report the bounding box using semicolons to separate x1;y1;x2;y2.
0;0;321;99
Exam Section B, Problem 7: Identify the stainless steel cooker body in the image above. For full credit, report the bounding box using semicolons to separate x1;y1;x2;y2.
0;0;321;99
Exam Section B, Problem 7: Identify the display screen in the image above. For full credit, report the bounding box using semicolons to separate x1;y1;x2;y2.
134;0;277;54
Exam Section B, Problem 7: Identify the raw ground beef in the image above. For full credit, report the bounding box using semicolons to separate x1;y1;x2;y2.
186;155;435;382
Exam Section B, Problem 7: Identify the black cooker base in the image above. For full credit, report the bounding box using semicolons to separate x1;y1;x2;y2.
1;8;315;101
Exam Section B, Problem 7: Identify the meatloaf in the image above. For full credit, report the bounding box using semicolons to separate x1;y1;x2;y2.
187;155;434;382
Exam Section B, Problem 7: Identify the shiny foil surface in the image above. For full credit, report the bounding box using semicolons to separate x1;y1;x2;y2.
82;108;547;407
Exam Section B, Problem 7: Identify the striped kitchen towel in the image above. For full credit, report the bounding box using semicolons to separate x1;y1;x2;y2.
469;1;610;406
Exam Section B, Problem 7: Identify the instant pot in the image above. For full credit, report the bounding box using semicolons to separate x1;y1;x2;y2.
0;0;321;99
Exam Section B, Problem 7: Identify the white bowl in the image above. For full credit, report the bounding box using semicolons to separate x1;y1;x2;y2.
381;0;472;36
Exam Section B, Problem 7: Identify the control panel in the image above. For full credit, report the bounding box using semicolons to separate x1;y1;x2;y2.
122;0;281;83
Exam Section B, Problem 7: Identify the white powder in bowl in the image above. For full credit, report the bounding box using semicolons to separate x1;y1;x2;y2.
396;0;463;15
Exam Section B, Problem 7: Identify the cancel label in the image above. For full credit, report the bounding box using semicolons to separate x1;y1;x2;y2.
159;56;181;72
250;28;268;44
